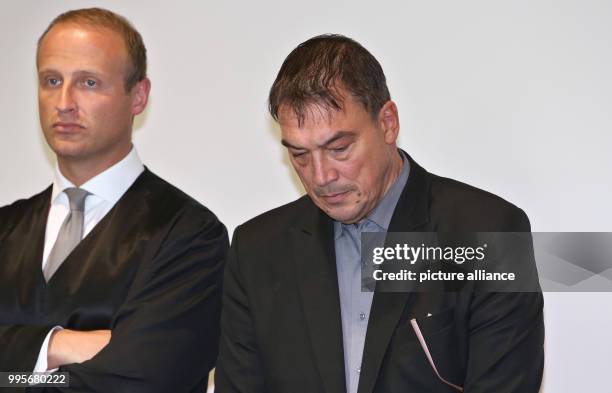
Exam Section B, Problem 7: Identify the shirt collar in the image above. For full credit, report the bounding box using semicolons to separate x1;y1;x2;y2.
334;150;410;239
51;146;145;205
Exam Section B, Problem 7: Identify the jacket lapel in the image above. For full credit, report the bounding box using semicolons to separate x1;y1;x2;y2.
357;153;431;393
292;200;347;393
21;187;52;289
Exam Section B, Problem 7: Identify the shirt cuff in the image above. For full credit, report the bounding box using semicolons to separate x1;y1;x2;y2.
33;326;63;372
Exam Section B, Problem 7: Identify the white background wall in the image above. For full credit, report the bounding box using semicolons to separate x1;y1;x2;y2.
1;1;611;391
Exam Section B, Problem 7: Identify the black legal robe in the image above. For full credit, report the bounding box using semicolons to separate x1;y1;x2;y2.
0;169;228;393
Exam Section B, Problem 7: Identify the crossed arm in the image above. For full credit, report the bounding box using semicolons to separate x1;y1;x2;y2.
47;329;111;370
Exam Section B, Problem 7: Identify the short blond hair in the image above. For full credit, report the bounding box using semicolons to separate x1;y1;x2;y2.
38;7;147;91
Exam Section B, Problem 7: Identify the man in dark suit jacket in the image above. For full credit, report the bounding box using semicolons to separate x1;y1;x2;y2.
215;35;544;393
0;8;228;392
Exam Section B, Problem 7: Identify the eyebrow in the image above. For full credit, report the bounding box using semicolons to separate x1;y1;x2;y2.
38;69;105;79
281;130;356;150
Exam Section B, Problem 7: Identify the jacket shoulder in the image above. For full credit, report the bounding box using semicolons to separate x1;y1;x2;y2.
0;187;50;214
233;195;311;242
427;173;530;231
0;187;51;239
138;170;224;227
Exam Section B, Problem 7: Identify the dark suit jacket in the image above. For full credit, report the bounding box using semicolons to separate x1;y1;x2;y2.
215;154;544;393
0;169;229;393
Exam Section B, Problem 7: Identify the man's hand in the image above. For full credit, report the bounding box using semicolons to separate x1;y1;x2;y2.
47;329;111;370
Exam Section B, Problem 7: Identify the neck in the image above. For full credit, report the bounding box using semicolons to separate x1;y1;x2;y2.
380;149;404;197
57;145;132;187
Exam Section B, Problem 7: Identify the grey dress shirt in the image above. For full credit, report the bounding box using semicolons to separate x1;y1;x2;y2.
334;152;410;393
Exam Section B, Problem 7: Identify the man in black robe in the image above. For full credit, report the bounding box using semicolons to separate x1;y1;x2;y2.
0;8;228;392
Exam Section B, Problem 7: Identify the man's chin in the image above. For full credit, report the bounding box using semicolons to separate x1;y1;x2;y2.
307;194;361;222
49;144;91;161
321;206;361;224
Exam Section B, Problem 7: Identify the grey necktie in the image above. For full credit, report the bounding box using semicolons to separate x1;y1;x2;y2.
43;187;90;282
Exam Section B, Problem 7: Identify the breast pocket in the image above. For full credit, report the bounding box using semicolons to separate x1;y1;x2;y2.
412;308;464;391
382;307;464;392
392;307;456;356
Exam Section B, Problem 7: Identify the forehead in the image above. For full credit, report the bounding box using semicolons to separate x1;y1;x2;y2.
278;97;373;145
37;23;128;73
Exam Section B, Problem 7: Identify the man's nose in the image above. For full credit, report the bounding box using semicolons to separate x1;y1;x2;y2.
56;85;77;115
312;154;339;187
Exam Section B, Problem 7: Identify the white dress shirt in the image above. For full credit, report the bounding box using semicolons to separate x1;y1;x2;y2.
33;147;145;372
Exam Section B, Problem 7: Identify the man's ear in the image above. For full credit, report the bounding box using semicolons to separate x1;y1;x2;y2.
378;100;400;145
131;78;151;116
